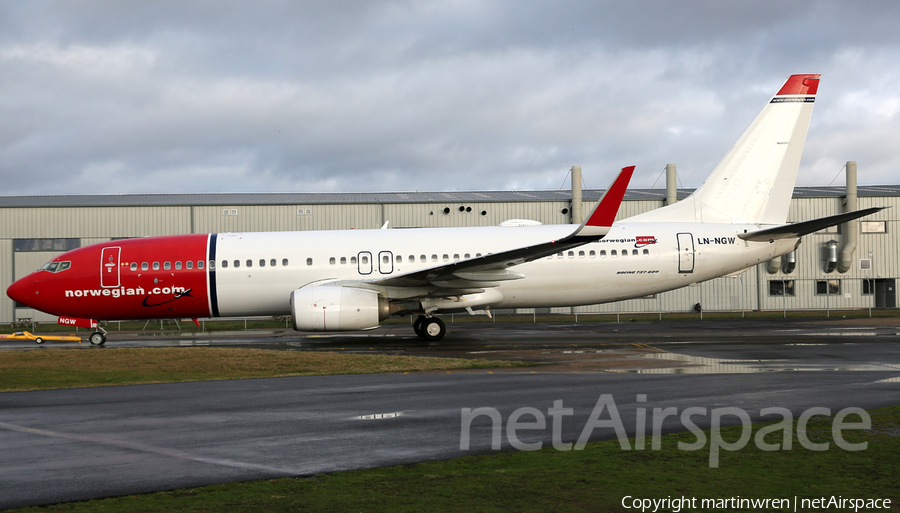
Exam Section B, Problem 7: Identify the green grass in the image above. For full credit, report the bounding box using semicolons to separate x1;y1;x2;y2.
0;347;532;392
10;406;899;512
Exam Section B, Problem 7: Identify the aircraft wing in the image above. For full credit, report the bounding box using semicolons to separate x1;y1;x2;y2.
738;207;888;242
364;166;634;292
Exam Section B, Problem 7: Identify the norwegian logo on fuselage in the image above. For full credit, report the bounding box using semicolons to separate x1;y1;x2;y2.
635;236;657;248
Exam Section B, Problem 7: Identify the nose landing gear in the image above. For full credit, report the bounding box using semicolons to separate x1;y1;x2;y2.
413;315;446;341
89;330;107;346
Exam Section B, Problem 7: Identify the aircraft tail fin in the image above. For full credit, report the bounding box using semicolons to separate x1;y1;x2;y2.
628;74;820;225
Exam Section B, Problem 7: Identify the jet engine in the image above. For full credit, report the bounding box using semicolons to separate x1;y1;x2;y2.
291;286;389;332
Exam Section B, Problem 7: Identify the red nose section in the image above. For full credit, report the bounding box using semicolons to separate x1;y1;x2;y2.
7;276;40;309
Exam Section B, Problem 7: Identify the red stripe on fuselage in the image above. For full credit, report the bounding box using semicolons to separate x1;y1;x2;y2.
10;234;211;320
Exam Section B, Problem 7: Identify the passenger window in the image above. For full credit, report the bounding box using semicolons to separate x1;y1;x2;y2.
557;253;563;259
164;262;171;270
443;254;449;262
329;257;336;265
130;262;137;271
396;255;402;263
408;255;414;263
340;257;347;265
611;250;617;258
307;258;313;266
246;259;252;267
141;262;149;271
282;258;289;266
383;255;390;264
432;254;438;262
600;250;606;257
175;261;182;270
259;259;266;267
199;260;205;270
420;255;426;262
453;254;459;260
234;260;240;268
589;250;595;258
476;253;482;257
222;260;228;268
621;250;628;258
361;255;368;264
643;249;649;256
578;251;585;258
632;249;638;256
351;256;357;264
464;253;470;259
271;259;277;267
567;251;574;258
153;262;160;270
187;261;193;270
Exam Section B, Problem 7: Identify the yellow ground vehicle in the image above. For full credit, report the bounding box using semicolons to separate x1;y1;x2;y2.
0;331;82;344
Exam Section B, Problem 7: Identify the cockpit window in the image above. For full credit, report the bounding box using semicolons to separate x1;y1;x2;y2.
39;261;71;273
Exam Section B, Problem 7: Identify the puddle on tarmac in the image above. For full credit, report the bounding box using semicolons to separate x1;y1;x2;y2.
621;351;900;375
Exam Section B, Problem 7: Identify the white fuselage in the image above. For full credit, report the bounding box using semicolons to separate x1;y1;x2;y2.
211;222;799;317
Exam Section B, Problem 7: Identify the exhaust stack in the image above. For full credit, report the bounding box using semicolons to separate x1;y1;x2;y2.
837;161;858;273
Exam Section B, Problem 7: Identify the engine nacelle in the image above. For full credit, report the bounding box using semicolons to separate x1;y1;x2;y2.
291;286;389;332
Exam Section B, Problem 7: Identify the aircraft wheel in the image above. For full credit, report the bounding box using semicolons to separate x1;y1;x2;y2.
34;337;43;344
413;316;426;337
421;317;446;341
89;332;106;346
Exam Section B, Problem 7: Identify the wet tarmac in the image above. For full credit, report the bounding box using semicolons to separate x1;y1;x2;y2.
1;318;899;508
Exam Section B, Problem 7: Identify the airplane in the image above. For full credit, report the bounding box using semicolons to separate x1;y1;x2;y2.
7;74;884;345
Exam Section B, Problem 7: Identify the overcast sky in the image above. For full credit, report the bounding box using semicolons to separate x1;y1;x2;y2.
2;1;899;196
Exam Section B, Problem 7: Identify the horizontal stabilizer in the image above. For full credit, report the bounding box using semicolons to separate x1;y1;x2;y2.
738;207;887;242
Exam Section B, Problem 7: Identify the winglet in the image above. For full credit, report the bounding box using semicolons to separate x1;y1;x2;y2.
575;166;634;237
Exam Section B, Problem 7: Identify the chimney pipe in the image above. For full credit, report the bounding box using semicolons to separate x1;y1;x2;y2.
666;164;677;205
837;161;858;273
571;165;582;224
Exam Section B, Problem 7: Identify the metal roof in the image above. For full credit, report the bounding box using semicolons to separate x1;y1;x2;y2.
0;185;896;208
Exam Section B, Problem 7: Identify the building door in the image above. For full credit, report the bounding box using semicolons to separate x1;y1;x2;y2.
378;251;393;274
875;279;896;308
100;246;121;288
677;233;694;273
357;251;373;275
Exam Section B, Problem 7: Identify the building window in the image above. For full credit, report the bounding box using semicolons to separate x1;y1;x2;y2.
223;209;238;216
14;238;80;252
816;279;841;295
861;221;886;233
769;280;795;296
863;279;875;295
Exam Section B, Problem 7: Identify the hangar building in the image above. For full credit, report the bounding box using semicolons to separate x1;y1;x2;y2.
2;174;897;324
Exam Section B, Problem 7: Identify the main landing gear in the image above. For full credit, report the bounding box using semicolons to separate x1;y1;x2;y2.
413;315;446;341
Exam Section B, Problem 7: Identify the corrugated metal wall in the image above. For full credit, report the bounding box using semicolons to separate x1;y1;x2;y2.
1;193;897;323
